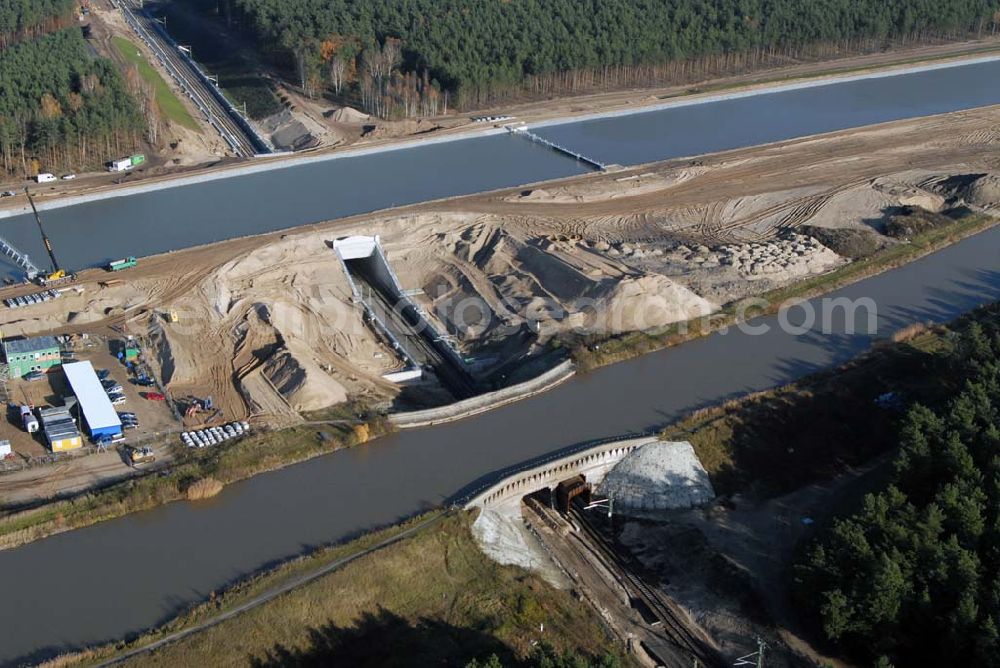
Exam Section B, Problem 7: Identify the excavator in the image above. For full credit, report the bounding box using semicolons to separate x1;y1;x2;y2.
24;188;71;285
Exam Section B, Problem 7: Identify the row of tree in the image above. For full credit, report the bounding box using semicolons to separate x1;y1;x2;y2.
0;29;145;176
223;0;1000;114
795;312;1000;666
0;0;74;48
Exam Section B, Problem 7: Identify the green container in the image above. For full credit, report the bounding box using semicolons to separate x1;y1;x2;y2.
130;154;145;167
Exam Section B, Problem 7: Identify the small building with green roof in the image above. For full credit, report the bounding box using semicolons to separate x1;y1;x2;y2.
3;335;61;378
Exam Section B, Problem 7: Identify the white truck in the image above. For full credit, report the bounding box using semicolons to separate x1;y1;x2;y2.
107;158;132;173
35;173;56;183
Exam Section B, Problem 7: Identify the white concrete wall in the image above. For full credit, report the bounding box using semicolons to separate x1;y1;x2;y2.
463;436;659;510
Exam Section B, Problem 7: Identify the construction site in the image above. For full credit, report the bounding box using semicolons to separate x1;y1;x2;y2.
466;438;761;668
0;97;997;507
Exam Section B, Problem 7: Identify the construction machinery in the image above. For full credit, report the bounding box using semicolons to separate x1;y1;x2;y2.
126;445;155;465
184;395;213;417
24;188;71;285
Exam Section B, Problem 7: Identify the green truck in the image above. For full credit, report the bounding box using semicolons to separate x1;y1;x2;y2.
108;257;137;272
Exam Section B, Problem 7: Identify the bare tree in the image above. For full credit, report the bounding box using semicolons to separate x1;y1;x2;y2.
329;54;348;93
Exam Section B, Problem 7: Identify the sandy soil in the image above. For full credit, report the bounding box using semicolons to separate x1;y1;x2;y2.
0;105;997;427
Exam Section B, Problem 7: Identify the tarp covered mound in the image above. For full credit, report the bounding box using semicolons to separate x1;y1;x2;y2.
597;441;714;511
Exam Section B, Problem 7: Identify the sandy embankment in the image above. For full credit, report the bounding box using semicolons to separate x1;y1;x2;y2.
1;103;998;426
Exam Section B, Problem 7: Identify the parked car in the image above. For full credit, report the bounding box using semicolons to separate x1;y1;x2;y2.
61;174;76;180
143;392;166;401
111;395;127;405
23;371;44;382
104;385;124;395
97;369;111;380
0;190;15;197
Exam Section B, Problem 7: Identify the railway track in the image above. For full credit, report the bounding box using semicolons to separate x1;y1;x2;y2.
353;269;478;399
569;506;726;668
115;0;269;157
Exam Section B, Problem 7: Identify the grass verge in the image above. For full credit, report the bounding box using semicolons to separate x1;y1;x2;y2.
112;36;200;131
0;411;388;550
570;212;997;371
56;512;623;667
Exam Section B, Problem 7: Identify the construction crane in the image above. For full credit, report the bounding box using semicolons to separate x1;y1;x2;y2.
23;188;67;284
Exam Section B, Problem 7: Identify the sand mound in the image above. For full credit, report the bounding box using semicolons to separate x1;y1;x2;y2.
873;180;944;212
263;344;347;411
597;441;715;511
262;108;330;151
329;106;370;123
716;234;842;281
966;173;1000;209
595;275;716;334
148;320;203;386
471;508;564;585
507;166;709;204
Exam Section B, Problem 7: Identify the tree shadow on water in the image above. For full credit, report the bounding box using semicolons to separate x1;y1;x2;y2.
249;607;514;668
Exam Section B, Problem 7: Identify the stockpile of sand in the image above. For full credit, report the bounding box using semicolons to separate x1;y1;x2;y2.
396;217;721;342
597;440;715;511
263;342;347;411
261;108;330;151
715;234;842;281
592;275;716;335
506;165;709;204
965;173;1000;209
148;321;202;386
471;508;564;585
329;106;371;123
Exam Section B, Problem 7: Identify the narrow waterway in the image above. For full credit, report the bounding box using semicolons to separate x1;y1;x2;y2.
1;220;997;664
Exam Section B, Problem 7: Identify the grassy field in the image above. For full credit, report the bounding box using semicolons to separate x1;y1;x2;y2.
663;304;990;498
65;512;623;667
571;212;997;371
112;36;200;130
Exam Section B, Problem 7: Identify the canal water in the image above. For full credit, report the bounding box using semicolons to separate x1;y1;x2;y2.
0;57;999;276
1;215;998;665
1;56;1000;663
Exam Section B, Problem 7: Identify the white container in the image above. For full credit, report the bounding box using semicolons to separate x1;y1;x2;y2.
36;173;56;183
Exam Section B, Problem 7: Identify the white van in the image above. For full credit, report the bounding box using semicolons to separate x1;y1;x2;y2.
36;173;56;183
